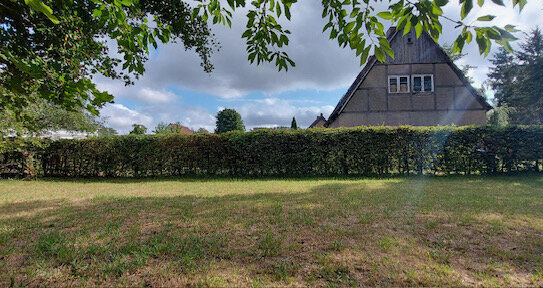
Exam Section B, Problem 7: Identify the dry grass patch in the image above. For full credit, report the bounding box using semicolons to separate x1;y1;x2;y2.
0;176;542;286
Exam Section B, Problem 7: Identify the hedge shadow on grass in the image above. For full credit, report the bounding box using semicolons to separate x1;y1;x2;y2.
1;178;542;286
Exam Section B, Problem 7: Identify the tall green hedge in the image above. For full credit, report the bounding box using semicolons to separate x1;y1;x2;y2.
1;126;542;177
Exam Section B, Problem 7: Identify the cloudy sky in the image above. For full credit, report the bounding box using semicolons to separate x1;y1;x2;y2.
96;1;543;134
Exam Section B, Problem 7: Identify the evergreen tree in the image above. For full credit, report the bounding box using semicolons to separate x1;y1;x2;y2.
516;28;543;123
488;28;543;124
291;117;298;129
215;109;245;134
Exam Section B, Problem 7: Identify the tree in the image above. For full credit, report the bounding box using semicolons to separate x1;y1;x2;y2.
129;124;147;135
488;48;517;105
195;128;210;134
195;0;524;70
487;105;512;126
487;28;543;124
0;96;116;137
215;109;244;134
291;117;298;129
5;0;528;120
153;122;192;134
1;0;216;119
515;27;543;123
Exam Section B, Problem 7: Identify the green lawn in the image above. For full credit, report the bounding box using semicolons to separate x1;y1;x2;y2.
1;177;542;286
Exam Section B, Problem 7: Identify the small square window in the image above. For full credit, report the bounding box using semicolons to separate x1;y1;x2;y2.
388;75;410;93
412;74;434;93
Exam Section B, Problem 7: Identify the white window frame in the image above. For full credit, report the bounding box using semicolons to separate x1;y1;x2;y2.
412;74;434;93
388;75;410;93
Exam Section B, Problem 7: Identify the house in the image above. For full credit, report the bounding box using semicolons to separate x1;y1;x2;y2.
317;27;491;128
168;123;193;134
308;113;326;128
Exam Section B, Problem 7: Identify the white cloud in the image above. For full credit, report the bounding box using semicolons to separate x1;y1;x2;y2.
133;88;177;104
94;1;543;131
103;1;364;99
95;81;178;105
100;104;154;134
235;98;334;129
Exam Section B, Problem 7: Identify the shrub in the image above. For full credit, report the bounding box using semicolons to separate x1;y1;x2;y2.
1;126;543;178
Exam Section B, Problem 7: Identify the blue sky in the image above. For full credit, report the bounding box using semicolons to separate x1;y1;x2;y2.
95;1;543;134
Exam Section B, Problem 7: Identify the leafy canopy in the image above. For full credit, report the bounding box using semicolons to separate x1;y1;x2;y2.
0;96;116;137
1;0;216;118
4;0;529;121
215;109;245;134
194;0;525;70
153;122;192;134
129;124;147;135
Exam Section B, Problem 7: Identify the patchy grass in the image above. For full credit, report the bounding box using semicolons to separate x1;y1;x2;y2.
0;176;542;286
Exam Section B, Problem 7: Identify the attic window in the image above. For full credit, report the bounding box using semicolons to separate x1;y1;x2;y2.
407;36;413;44
412;74;434;92
388;75;410;93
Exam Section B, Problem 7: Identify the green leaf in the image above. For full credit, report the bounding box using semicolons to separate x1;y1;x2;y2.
360;46;371;65
403;19;412;36
285;6;291;20
374;47;386;62
490;0;505;5
415;22;423;38
24;0;59;24
344;21;356;33
504;25;519;33
476;32;487;55
434;0;449;6
92;9;102;18
460;0;473;19
477;15;495;21
377;11;393;20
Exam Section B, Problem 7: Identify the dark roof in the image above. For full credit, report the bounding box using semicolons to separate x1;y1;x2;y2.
325;27;492;127
308;113;326;128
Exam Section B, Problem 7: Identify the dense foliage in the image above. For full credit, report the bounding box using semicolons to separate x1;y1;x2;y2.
153;122;192;134
1;0;215;117
0;97;116;137
1;126;542;178
215;109;245;134
196;0;524;70
129;124;147;135
488;28;543;125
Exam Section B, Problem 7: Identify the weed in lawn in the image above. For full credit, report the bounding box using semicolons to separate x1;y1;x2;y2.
378;236;399;251
317;261;355;287
266;258;299;282
35;231;76;264
330;239;345;252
